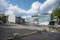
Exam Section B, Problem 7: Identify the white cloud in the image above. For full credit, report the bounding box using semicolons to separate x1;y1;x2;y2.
40;0;58;13
27;1;41;14
21;15;31;19
5;1;41;15
40;0;58;10
0;0;8;7
5;4;27;15
48;10;53;13
27;0;59;14
0;0;8;13
1;0;59;16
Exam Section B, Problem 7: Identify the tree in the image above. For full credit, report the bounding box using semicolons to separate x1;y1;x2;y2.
51;8;60;25
1;16;6;23
52;8;60;19
0;14;6;23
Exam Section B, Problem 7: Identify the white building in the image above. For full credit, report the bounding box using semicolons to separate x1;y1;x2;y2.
8;14;16;23
32;13;51;25
8;14;25;24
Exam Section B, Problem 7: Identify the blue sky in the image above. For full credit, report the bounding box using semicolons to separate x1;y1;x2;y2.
0;0;59;18
7;0;46;10
0;0;59;25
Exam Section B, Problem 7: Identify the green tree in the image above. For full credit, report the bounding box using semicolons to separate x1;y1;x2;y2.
0;14;6;23
52;8;60;19
50;8;60;25
1;16;6;23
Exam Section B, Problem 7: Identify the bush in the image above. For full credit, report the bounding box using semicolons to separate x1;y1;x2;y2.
0;14;6;23
1;16;6;23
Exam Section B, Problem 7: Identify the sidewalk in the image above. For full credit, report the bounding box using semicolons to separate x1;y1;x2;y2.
0;24;49;31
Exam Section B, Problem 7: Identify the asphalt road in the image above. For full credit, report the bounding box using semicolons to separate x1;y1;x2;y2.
0;27;60;40
0;27;37;40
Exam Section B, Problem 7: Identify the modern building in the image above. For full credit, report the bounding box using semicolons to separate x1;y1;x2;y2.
7;13;51;25
32;13;51;25
8;14;16;23
16;17;25;24
8;14;25;24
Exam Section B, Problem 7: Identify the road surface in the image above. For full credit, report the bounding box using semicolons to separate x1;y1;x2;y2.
0;24;60;40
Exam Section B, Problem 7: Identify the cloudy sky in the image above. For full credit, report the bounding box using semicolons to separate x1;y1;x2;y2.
0;0;60;18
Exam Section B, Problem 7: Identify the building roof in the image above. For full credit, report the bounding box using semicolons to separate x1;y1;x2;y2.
32;13;51;17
